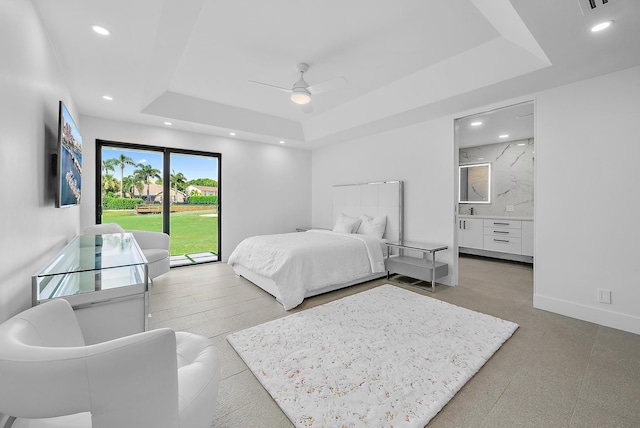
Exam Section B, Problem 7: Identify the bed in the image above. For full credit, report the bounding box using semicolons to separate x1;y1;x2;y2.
228;181;404;310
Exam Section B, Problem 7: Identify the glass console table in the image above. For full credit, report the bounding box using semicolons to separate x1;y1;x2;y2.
384;241;449;293
33;233;149;344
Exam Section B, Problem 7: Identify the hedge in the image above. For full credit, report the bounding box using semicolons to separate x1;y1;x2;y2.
103;197;143;210
188;195;218;205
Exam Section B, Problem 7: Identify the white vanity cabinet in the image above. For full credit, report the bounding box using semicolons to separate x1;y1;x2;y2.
458;216;534;261
458;217;484;249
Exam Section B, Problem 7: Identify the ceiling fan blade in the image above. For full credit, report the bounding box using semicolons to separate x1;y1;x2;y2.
301;101;314;114
308;76;348;95
248;80;291;93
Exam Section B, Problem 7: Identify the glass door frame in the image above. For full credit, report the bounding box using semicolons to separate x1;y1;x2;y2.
95;139;222;260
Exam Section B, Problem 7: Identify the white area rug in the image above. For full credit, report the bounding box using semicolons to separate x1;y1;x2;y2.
227;285;518;427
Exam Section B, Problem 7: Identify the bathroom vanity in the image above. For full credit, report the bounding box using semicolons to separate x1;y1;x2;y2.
458;215;533;262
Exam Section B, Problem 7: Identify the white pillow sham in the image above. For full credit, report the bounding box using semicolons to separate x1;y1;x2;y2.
357;214;387;239
332;214;361;234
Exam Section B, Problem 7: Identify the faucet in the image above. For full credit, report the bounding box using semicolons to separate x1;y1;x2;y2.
469;207;474;215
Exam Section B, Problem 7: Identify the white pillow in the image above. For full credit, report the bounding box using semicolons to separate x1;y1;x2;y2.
332;214;361;234
357;214;387;239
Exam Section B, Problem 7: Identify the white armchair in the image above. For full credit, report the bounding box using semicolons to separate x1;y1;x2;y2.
82;223;170;280
0;299;220;428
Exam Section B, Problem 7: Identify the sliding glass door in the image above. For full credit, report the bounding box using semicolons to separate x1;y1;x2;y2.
168;152;219;266
96;140;221;265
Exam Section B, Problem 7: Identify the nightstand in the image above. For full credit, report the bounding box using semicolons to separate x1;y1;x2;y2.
384;241;448;292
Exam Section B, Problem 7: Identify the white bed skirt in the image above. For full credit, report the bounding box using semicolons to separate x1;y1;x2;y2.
233;263;386;306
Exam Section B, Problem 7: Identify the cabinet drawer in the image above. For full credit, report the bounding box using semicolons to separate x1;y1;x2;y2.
484;226;522;238
484;236;522;254
483;219;521;229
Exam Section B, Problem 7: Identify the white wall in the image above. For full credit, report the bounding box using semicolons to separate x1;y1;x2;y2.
312;117;457;286
0;0;79;323
79;117;312;261
534;66;640;334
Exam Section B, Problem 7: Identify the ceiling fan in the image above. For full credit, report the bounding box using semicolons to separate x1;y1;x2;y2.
249;63;348;113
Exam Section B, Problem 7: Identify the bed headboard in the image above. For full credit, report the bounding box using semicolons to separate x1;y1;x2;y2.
332;181;404;243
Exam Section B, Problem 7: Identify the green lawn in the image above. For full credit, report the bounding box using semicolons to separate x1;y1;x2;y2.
102;210;219;256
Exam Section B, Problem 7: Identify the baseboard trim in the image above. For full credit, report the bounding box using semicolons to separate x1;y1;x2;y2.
534;294;640;335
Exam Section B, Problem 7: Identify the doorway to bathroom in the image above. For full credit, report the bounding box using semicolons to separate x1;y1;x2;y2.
454;101;535;288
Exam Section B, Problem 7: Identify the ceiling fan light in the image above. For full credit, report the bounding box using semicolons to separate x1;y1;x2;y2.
291;89;311;105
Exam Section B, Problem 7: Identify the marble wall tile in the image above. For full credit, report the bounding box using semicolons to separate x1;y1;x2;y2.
459;139;534;217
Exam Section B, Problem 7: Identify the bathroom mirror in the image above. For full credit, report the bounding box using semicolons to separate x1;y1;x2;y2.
459;163;491;203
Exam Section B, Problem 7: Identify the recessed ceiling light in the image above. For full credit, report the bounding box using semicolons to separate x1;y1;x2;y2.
470;121;482;127
499;134;509;139
517;143;526;146
279;141;285;144
591;20;613;33
102;95;113;101
92;25;111;36
477;157;485;160
229;132;236;136
164;122;172;126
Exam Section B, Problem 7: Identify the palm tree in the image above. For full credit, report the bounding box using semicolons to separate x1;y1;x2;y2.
170;170;187;203
100;160;117;197
101;159;116;175
122;174;144;198
134;163;161;203
134;179;145;198
121;175;133;198
111;154;135;198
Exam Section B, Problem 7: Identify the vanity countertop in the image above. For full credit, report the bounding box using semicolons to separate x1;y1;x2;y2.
458;215;534;221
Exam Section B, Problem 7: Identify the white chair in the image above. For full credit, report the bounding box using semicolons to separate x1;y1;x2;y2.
82;223;170;280
0;298;220;428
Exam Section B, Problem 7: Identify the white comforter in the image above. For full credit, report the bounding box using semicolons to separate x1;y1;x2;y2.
227;230;385;310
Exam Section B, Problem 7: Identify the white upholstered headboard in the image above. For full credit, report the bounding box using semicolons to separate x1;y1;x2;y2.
332;181;404;243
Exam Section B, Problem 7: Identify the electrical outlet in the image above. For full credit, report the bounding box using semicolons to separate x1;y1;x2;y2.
598;289;612;304
506;205;514;212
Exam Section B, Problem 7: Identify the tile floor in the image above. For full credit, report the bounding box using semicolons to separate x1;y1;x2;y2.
149;256;640;427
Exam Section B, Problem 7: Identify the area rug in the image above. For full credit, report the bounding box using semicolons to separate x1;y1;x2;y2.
227;284;518;427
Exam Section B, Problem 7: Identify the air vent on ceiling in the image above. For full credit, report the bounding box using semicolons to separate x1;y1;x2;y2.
577;0;612;15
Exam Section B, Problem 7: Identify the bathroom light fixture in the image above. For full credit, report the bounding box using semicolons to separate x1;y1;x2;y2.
164;122;172;126
517;143;526;146
591;20;613;32
279;141;285;144
102;95;113;101
92;25;111;36
229;132;236;136
470;121;482;127
499;134;509;139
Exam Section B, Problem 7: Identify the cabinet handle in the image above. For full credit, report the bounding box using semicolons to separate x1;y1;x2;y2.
494;230;509;234
493;222;509;226
463;220;466;229
494;239;510;243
